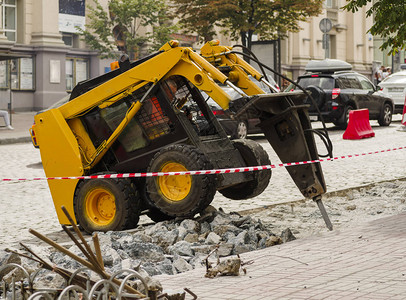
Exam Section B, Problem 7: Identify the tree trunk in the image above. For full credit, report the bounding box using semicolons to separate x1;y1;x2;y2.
240;31;247;48
247;29;253;51
204;33;213;43
241;30;255;63
240;31;250;63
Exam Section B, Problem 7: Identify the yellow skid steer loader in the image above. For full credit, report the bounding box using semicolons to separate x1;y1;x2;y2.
32;40;330;233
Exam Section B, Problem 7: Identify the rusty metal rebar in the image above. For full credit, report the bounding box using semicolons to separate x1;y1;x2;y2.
26;206;146;298
92;233;104;271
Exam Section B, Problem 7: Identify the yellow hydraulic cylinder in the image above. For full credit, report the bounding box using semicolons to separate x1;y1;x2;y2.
84;101;142;170
200;40;265;95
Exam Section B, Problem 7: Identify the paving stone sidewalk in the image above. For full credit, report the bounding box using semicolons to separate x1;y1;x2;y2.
2;113;406;299
0;112;35;144
155;213;406;300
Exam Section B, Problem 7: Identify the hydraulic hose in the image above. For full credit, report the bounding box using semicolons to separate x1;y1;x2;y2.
230;47;333;158
232;45;269;82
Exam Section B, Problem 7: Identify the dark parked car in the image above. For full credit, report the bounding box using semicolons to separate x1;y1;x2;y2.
198;75;280;139
198;87;261;139
287;59;394;128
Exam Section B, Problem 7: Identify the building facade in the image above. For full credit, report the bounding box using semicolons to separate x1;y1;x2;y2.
0;0;110;112
280;0;406;84
280;0;375;82
0;0;397;113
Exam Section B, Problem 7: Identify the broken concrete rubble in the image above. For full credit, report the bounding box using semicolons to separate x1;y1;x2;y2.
0;206;295;294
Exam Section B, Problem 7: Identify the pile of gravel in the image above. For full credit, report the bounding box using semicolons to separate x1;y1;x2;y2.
0;207;296;289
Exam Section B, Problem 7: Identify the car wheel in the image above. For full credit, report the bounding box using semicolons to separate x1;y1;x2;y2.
232;121;248;139
145;144;216;217
74;177;140;233
336;105;354;129
378;103;392;126
219;139;271;200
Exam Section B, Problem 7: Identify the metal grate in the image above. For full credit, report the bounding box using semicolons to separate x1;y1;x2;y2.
137;96;171;140
136;76;192;140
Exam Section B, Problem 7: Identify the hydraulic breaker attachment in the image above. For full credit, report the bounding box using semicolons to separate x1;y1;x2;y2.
231;91;332;230
314;195;333;230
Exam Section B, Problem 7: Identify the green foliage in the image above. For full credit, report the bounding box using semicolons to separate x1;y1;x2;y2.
170;0;218;43
77;0;178;59
171;0;324;48
342;0;406;54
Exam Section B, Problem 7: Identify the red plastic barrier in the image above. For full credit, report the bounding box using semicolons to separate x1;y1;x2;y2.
402;96;406;126
343;109;375;140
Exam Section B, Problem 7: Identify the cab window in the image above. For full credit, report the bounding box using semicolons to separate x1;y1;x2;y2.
101;102;148;152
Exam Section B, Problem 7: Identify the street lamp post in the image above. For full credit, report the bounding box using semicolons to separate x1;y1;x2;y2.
319;18;332;59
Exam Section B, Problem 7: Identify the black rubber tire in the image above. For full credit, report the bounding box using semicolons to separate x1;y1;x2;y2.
335;104;354;129
146;207;174;223
135;177;175;222
305;85;325;110
378;103;393;126
145;144;216;217
218;139;271;200
74;177;140;233
231;121;248;139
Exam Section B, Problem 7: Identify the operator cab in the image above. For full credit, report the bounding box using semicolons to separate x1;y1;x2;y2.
79;75;230;173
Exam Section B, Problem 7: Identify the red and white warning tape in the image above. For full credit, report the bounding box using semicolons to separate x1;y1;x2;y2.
1;146;405;182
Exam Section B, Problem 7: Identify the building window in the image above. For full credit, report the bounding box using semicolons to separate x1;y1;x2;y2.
62;33;74;46
0;60;9;88
325;0;340;8
0;57;35;90
2;0;16;42
66;58;89;91
9;57;35;90
59;0;85;34
325;0;339;8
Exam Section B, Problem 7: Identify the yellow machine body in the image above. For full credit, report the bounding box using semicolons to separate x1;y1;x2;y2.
33;40;327;227
34;109;83;224
34;41;237;224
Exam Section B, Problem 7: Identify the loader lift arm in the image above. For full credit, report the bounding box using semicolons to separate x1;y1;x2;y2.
200;40;332;230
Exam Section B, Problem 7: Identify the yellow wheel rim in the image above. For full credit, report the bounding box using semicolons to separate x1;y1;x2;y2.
159;162;191;201
85;188;116;226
